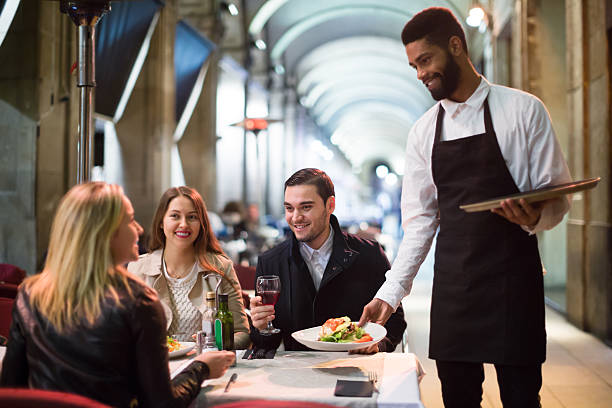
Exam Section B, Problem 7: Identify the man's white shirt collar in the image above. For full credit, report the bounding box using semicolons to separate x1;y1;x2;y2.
440;76;490;118
299;226;335;291
300;226;334;261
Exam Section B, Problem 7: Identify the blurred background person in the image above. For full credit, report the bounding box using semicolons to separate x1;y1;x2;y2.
245;202;260;232
0;182;235;407
219;200;281;266
128;186;250;349
220;200;248;241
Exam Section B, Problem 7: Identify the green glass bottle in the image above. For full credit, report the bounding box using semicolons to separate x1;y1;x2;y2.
214;294;234;351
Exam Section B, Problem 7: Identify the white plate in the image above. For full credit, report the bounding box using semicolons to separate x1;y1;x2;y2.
169;341;195;358
291;322;386;351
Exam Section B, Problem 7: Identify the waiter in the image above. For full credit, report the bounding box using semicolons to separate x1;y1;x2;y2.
359;7;571;408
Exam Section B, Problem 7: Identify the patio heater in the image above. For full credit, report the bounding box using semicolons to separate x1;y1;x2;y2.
59;0;111;183
230;118;281;213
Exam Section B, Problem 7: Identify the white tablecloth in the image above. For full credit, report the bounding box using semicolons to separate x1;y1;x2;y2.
170;351;425;408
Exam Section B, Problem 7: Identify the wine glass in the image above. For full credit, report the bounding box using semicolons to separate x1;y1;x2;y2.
256;275;281;335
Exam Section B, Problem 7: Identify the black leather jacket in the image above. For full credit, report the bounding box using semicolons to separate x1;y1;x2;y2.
251;215;406;352
0;276;209;407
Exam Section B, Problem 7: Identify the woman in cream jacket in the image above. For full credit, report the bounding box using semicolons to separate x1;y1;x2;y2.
128;186;250;349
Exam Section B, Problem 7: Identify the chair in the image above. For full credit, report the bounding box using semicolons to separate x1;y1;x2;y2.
0;297;14;338
0;388;111;407
0;263;26;285
233;263;256;291
213;401;339;408
0;282;18;298
241;290;251;310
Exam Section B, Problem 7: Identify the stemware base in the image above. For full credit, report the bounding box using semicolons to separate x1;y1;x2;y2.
259;328;280;335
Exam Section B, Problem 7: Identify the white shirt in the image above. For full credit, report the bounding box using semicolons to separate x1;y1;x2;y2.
299;227;335;291
376;77;571;309
162;260;201;341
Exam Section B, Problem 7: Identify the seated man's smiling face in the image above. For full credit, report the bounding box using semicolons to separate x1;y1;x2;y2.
284;184;335;250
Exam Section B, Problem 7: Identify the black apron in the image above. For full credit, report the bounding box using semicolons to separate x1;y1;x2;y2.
429;98;546;365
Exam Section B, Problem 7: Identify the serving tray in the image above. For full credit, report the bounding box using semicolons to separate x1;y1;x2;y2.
460;177;600;213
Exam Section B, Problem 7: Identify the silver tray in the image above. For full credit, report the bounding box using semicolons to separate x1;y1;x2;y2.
460;177;600;213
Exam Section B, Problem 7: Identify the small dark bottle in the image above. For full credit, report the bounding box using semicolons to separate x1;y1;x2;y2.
214;294;234;351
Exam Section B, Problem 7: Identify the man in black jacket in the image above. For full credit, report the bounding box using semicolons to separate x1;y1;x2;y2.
250;168;406;352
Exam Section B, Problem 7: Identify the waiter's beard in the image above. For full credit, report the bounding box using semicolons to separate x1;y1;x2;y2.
429;53;461;101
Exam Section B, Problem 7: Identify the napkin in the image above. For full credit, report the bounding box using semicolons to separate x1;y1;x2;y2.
334;379;374;397
242;347;276;359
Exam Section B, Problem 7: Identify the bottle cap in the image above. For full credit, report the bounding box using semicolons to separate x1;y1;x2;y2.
206;291;216;301
218;293;229;302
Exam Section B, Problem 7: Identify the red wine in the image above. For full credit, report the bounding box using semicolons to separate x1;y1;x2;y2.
259;290;280;305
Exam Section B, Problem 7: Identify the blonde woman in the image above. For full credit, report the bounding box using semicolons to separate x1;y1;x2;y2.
128;186;250;349
0;183;234;407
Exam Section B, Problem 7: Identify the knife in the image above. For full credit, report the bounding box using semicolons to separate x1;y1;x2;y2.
224;373;238;392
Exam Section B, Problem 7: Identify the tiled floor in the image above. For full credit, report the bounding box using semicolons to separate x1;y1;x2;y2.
401;258;612;407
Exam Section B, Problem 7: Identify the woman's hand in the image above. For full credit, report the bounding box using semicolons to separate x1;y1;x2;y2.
249;296;275;331
195;350;235;379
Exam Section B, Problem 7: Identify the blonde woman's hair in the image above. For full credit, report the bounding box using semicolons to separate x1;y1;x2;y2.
23;182;132;332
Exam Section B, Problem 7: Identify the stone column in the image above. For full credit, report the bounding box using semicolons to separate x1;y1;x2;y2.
565;0;611;344
527;0;571;310
179;53;220;210
0;1;79;274
177;0;222;210
115;1;176;233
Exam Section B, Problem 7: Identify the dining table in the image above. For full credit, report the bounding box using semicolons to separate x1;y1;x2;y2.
170;350;425;408
0;346;425;407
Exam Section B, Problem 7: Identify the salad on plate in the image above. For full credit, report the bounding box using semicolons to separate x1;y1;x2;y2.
166;336;196;358
317;316;373;343
166;336;182;352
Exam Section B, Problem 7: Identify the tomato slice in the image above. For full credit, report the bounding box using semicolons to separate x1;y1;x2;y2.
324;318;346;332
354;334;373;343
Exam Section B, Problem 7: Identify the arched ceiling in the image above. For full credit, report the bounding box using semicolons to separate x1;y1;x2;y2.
246;0;476;173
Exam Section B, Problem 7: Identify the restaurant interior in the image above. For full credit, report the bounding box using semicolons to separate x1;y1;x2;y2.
0;0;611;407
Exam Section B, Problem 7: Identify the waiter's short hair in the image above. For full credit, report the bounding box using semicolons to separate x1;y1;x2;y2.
401;7;468;53
285;168;335;203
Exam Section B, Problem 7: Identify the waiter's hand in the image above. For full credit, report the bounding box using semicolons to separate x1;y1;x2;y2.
491;198;544;228
349;343;379;355
358;298;393;327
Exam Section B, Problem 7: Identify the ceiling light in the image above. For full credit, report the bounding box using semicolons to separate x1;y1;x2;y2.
254;39;267;50
385;173;398;186
220;2;239;16
274;64;285;75
466;6;485;27
376;164;389;179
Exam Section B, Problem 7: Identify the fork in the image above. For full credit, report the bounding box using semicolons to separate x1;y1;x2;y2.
367;370;379;393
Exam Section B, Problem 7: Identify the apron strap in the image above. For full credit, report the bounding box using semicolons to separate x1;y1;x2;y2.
483;99;494;135
434;104;445;143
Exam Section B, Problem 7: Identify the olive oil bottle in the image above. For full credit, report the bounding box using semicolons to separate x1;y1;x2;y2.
214;294;234;351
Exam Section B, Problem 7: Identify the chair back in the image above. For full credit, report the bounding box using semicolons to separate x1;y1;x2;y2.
0;297;14;338
0;263;26;284
0;282;18;299
0;388;111;407
241;291;251;310
233;264;256;291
